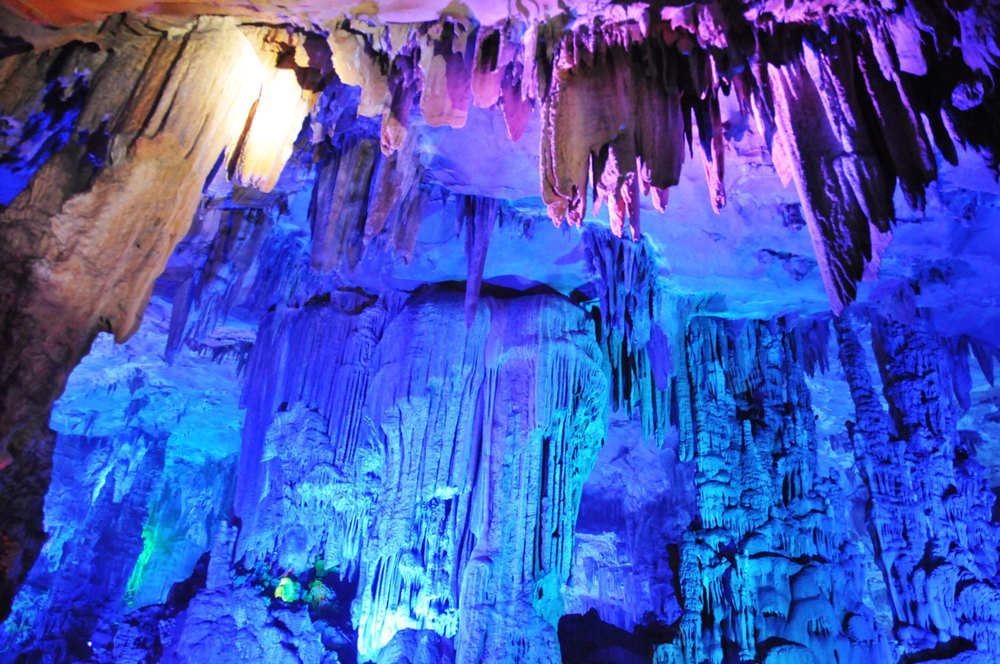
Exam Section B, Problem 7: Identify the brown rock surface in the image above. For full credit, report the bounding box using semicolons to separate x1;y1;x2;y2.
0;15;323;619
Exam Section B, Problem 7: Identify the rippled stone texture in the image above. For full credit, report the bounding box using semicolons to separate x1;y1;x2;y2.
232;286;607;664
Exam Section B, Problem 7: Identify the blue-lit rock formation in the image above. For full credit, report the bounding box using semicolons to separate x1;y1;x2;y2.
2;300;245;661
234;285;608;663
1;1;999;663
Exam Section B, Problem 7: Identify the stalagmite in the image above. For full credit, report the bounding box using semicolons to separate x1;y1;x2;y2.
837;311;1000;658
235;290;396;576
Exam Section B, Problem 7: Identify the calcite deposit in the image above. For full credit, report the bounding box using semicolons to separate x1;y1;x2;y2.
0;1;998;663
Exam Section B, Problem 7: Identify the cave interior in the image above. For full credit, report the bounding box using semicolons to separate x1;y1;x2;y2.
1;1;1000;663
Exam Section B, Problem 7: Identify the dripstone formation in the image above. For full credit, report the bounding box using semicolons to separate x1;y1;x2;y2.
0;1;998;663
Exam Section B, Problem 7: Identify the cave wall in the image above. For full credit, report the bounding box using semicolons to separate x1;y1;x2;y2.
5;281;999;664
656;312;1000;664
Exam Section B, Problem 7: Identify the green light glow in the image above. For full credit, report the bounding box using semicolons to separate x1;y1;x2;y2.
274;576;301;603
125;520;163;605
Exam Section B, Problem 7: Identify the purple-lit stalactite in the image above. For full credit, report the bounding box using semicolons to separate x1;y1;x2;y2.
535;10;997;314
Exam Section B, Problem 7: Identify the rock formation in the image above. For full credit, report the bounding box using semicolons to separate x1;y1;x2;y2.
0;1;998;663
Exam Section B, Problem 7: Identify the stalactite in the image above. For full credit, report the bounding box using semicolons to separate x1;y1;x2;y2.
540;8;994;311
366;128;422;243
112;4;986;318
381;52;418;155
583;226;670;443
309;137;378;272
308;126;425;273
541;23;688;234
227;26;331;192
460;196;497;326
693;93;726;214
761;30;896;314
328;25;390;119
796;315;834;377
470;28;503;109
418;21;473;129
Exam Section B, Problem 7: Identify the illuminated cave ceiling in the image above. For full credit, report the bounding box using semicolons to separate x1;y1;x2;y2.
1;1;1000;663
1;0;998;325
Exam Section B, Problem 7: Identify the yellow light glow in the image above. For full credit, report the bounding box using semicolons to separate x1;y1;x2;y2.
229;53;316;193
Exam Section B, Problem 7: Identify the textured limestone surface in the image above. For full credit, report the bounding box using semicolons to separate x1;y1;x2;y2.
0;2;998;663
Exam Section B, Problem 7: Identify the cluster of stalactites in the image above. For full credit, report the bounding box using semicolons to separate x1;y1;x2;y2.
309;126;425;273
320;3;998;315
542;20;718;240
583;226;672;443
325;16;543;155
539;8;995;313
